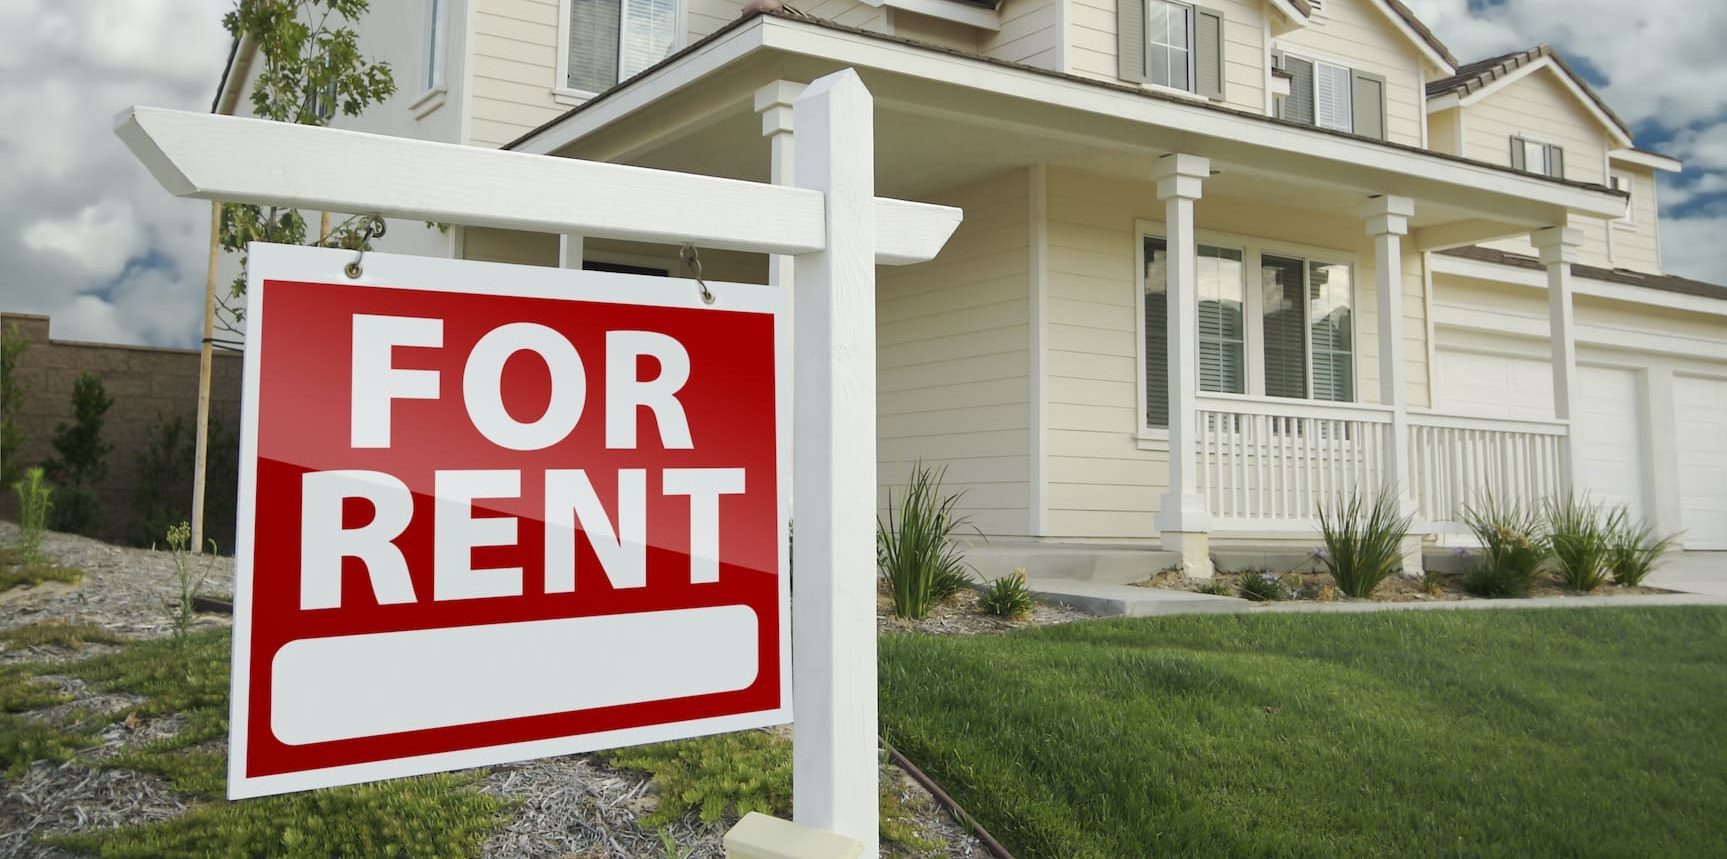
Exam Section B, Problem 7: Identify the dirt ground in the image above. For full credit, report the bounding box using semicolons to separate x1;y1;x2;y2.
0;524;1002;858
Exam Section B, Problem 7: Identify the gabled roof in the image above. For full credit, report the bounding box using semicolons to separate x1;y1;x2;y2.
1379;0;1459;70
1427;45;1632;145
1439;245;1727;301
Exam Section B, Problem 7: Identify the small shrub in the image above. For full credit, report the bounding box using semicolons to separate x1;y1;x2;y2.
1461;495;1548;599
605;731;791;827
1315;491;1413;599
1605;512;1678;588
1422;567;1448;597
43;370;113;536
1194;578;1234;596
878;462;974;620
980;569;1036;619
12;466;52;562
1236;569;1285;602
1547;494;1613;592
0;324;27;488
930;564;975;605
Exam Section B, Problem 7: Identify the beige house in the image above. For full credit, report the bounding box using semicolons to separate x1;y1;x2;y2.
218;0;1727;573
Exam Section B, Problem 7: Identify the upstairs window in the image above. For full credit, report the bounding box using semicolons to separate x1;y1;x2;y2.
1511;135;1566;179
423;0;446;93
1118;0;1225;99
1611;172;1635;222
564;0;677;95
1276;52;1386;140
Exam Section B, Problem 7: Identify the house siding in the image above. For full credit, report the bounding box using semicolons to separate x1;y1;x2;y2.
1609;166;1663;273
1273;0;1429;147
878;170;1034;537
1041;166;1428;539
468;0;565;148
984;0;1060;68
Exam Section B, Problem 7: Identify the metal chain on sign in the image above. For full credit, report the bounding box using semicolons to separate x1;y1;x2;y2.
680;243;717;305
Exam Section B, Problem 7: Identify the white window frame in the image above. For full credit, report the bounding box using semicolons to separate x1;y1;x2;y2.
1513;134;1564;179
1145;0;1197;95
554;0;687;103
1134;220;1360;446
1276;48;1358;132
1611;171;1636;225
410;0;449;119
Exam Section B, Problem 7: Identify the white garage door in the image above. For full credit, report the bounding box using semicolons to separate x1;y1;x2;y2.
1435;350;1645;520
1674;374;1727;549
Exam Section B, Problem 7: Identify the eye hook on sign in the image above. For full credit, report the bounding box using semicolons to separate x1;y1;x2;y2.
679;243;717;305
342;216;389;280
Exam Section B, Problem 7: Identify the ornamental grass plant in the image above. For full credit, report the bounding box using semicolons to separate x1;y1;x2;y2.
1605;510;1679;587
1547;494;1615;592
1461;495;1549;598
878;462;974;620
1315;491;1413;598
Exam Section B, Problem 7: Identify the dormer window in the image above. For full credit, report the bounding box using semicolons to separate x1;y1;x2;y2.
1511;135;1566;179
561;0;678;96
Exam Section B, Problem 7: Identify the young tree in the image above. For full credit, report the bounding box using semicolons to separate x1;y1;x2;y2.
216;0;397;328
44;372;114;535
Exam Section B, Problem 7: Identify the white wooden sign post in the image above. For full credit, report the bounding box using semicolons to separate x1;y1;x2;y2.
116;69;959;856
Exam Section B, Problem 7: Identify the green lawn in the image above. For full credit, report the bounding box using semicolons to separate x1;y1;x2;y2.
880;607;1727;859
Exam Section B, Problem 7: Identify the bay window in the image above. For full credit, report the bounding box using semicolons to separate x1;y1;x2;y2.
563;0;678;95
1142;233;1356;431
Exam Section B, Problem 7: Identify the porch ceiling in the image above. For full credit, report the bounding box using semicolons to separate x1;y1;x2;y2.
528;14;1616;249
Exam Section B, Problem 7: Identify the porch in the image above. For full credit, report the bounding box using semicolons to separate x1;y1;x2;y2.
499;12;1626;576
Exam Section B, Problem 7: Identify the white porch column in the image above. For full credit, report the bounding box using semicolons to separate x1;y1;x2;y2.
557;234;582;269
1152;153;1212;578
1531;226;1583;492
1362;195;1422;575
755;81;804;290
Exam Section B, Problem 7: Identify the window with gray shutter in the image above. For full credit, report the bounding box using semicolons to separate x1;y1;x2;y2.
1280;55;1315;125
1350;71;1385;140
1119;0;1148;83
1548;146;1565;179
1510;136;1526;171
1195;7;1224;99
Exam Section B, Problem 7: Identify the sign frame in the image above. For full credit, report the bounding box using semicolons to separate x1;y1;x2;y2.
227;243;793;800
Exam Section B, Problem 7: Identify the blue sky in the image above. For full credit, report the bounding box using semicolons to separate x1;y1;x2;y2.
1;0;1723;348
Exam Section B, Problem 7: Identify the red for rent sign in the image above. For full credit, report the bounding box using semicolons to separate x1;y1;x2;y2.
229;245;789;798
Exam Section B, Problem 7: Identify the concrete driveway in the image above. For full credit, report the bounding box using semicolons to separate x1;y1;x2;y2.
1647;552;1727;597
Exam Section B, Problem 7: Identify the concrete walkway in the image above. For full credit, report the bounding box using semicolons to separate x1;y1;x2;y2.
1029;552;1727;618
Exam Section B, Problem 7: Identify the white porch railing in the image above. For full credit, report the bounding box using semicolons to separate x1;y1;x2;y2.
1408;411;1569;528
1196;396;1394;530
1193;397;1570;533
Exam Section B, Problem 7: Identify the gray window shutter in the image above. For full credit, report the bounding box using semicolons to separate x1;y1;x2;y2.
1195;7;1224;99
1510;137;1526;171
1118;0;1148;83
1281;56;1315;125
1350;71;1385;140
1548;145;1565;179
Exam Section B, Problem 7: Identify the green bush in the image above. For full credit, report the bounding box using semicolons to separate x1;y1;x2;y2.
130;413;239;552
1605;510;1678;588
1547;495;1614;592
1236;569;1285;602
0;324;28;488
1315;491;1412;599
12;466;51;562
1461;495;1548;598
878;462;974;620
43;370;112;536
1194;578;1234;596
980;569;1036;619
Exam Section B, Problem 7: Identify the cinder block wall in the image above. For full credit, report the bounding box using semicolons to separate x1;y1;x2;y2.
0;313;244;546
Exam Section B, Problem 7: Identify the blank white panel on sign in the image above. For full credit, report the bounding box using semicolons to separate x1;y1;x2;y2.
270;606;760;745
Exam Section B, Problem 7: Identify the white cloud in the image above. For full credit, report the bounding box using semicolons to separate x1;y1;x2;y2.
1660;215;1727;286
22;201;147;280
0;0;229;348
